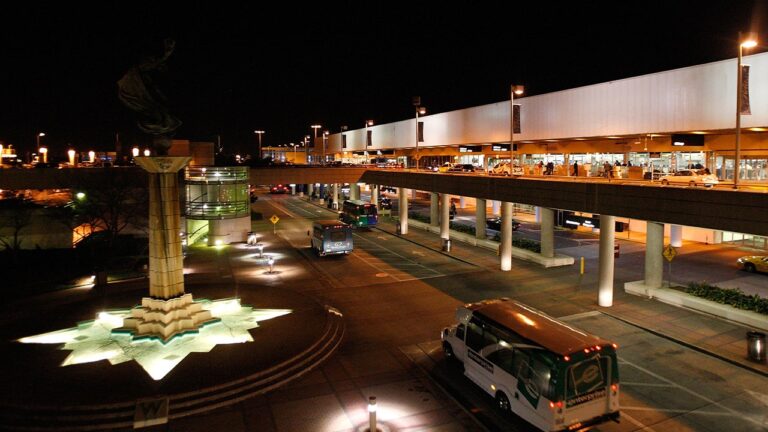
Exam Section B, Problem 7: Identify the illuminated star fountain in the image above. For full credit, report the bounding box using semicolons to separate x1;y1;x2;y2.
19;299;290;380
19;156;292;380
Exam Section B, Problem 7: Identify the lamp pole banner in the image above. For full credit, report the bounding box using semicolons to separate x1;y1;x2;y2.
741;64;751;115
513;104;521;133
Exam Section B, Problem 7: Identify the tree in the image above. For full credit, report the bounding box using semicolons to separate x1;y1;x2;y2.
0;199;36;258
69;169;148;257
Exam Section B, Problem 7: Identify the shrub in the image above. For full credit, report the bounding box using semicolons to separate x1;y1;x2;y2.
685;282;768;315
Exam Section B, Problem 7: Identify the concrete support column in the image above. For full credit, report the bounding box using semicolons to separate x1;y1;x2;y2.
475;198;487;240
371;184;379;206
500;202;513;271
492;200;500;216
332;183;340;209
299;184;304;197
645;221;664;289
712;230;723;244
350;183;360;201
459;196;466;209
290;184;296;195
440;193;450;240
564;154;570;176
399;187;409;235
535;206;541;223
598;214;616;307
670;224;683;247
308;184;314;198
430;192;439;227
540;207;555;258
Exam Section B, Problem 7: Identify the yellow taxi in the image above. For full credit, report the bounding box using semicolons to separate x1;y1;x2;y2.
737;256;768;273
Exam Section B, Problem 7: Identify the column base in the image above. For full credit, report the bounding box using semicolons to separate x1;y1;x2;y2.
115;293;219;343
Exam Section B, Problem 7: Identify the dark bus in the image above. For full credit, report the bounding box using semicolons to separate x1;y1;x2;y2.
339;200;378;228
311;220;353;256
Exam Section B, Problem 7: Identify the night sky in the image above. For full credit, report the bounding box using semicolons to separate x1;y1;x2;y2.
1;1;765;159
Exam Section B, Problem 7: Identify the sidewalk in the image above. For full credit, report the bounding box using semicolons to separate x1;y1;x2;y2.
368;211;768;377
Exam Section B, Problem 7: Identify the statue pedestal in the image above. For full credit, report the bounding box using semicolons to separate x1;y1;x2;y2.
129;156;217;342
117;293;218;341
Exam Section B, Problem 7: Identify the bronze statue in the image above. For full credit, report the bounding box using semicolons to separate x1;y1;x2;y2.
117;38;181;155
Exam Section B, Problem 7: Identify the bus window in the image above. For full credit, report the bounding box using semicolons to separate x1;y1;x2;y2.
567;357;606;400
330;230;346;242
518;352;556;401
455;323;465;341
486;348;517;375
466;319;484;352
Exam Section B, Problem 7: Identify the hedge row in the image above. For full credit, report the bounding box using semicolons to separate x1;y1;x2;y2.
685;282;768;315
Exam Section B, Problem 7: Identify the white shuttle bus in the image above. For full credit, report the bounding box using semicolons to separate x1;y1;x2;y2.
441;298;620;431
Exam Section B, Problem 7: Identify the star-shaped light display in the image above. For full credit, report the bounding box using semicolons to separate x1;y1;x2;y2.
18;298;291;380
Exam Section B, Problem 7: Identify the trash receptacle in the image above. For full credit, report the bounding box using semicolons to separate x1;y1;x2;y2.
747;331;766;363
442;239;451;252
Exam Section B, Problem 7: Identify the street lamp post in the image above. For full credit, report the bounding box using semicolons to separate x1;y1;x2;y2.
37;133;46;163
254;130;265;161
734;32;758;189
365;120;374;164
322;131;329;165
413;97;426;171
510;85;525;165
311;124;322;165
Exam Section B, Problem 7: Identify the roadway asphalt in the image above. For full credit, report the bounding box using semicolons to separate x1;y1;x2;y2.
134;191;766;432
14;190;764;432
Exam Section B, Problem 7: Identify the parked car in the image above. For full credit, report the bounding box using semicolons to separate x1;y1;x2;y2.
486;217;521;231
437;162;454;173
270;184;291;194
447;164;476;173
490;162;524;176
737;255;768;273
659;169;718;187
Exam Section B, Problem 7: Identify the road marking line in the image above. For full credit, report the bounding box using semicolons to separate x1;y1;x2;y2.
619;357;766;428
621;382;675;387
622;406;728;414
621;411;654;431
558;310;602;321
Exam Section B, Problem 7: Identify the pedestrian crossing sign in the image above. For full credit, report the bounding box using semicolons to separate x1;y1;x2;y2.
663;244;677;262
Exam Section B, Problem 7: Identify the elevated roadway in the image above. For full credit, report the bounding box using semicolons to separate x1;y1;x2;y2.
1;166;766;236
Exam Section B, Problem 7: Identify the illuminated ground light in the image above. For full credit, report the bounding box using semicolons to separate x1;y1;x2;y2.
18;298;291;380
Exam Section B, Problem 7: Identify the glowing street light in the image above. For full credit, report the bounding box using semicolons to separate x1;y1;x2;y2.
132;147;140;158
36;133;46;162
510;84;525;164
310;124;322;164
322;130;329;165
254;130;265;160
143;149;151;157
734;32;758;189
368;396;377;432
67;149;76;166
413;97;426;170
39;146;48;163
88;150;95;163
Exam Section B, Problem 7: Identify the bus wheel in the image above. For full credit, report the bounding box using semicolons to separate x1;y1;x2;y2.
442;342;454;361
496;392;511;413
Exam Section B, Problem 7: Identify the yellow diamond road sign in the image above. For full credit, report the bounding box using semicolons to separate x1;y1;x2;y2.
270;215;280;224
663;244;677;262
